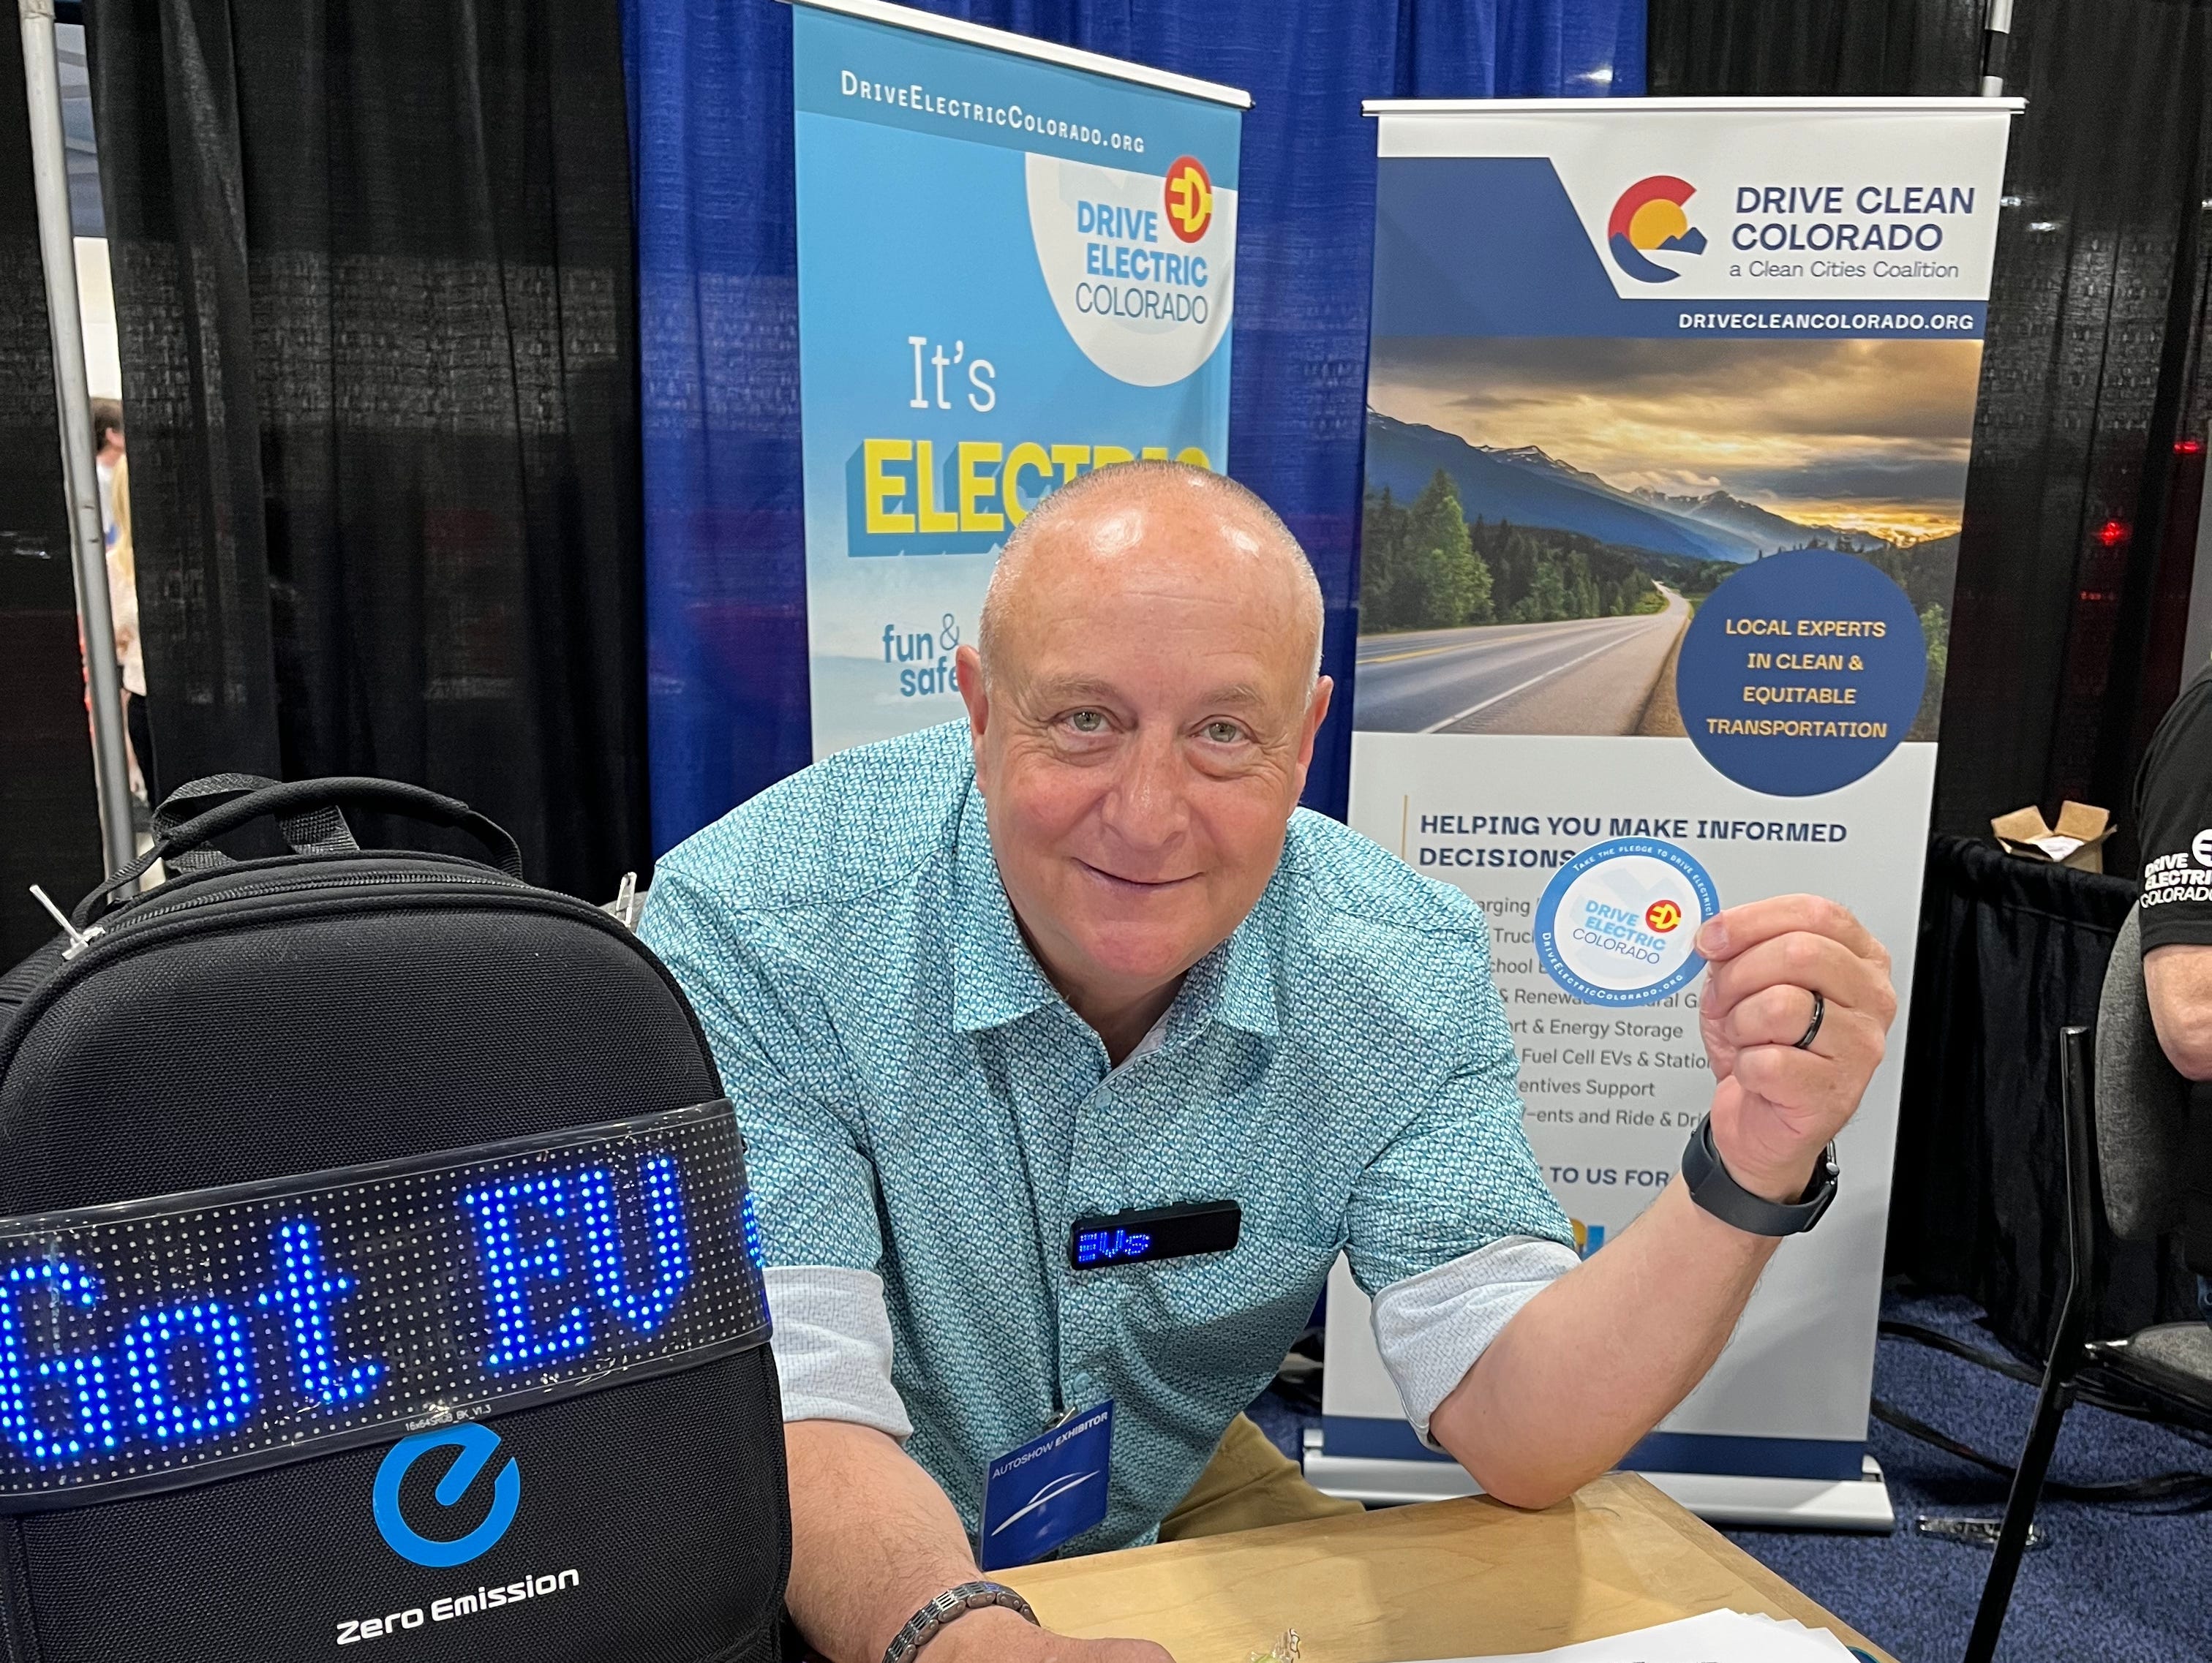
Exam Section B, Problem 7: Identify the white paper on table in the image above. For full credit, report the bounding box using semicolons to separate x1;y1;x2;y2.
1412;1608;1863;1663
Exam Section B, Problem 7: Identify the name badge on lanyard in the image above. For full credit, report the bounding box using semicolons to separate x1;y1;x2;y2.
978;1401;1114;1570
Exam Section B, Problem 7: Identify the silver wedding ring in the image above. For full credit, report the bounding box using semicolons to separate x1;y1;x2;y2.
1793;989;1826;1051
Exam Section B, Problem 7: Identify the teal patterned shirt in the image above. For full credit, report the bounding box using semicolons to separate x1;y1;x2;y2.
640;721;1572;1555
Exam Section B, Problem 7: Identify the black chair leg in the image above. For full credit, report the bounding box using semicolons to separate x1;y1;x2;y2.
1964;1024;2098;1663
1962;1333;2080;1662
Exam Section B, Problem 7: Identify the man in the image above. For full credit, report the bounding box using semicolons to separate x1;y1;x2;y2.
2133;655;2212;1321
642;462;1895;1663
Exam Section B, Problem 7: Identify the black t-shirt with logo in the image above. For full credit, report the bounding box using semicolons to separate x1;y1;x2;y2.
2135;663;2212;951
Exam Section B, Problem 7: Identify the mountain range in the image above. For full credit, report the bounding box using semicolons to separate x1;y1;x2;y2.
1365;412;1909;565
1629;487;1892;557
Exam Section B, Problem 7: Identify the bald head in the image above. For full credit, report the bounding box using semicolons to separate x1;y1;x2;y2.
952;458;1336;1056
977;460;1324;690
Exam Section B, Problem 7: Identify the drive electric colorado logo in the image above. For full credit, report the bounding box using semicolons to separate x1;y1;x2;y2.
1163;155;1212;242
1606;176;1707;283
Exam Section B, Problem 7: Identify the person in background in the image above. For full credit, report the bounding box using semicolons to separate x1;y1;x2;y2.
93;397;123;544
105;445;151;807
2134;654;2212;1324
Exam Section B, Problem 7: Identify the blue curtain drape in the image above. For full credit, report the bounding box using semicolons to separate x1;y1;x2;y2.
623;0;1644;853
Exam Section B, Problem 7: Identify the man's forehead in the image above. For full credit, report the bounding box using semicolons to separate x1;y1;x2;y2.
1018;665;1279;712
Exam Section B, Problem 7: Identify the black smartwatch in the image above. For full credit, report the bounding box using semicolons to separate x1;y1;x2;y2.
1679;1113;1837;1236
882;1581;1039;1663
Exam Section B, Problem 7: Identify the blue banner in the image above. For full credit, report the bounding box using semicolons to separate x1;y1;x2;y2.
792;1;1243;756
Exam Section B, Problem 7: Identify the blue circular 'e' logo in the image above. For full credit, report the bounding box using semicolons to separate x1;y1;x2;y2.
373;1424;521;1567
1674;548;1926;796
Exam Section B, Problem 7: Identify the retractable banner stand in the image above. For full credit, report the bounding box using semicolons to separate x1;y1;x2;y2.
789;0;1246;758
1315;98;2021;1529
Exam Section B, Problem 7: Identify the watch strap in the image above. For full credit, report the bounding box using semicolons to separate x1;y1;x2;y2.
881;1580;1039;1663
1680;1113;1837;1236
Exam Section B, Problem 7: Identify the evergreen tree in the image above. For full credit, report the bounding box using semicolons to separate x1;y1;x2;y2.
1404;469;1491;627
1359;486;1409;629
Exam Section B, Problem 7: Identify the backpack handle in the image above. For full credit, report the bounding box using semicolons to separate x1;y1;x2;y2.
75;776;527;928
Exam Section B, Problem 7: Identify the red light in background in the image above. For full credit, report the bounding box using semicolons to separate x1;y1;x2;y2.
2096;519;2129;546
2178;437;2206;454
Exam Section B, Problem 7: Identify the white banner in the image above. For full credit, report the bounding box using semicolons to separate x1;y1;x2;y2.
1320;98;2019;1522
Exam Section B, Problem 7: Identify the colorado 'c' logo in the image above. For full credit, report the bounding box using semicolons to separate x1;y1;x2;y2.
1606;176;1706;283
1164;157;1212;243
1644;900;1684;933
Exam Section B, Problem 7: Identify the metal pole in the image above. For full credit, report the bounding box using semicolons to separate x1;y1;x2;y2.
18;0;135;878
1979;0;2014;98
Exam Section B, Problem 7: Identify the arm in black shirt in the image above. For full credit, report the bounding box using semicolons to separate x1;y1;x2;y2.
2135;669;2212;1077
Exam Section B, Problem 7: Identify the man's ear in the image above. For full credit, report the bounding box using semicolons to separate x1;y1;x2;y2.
954;644;988;735
1298;676;1334;772
955;644;990;791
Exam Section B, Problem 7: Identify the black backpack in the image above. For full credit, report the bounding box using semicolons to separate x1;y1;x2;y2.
0;775;789;1662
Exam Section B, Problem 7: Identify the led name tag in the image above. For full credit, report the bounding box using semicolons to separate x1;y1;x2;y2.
1068;1200;1241;1269
0;1101;769;1507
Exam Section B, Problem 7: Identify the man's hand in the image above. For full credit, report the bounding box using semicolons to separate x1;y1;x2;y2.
1695;895;1897;1203
931;1609;1175;1663
784;1419;1175;1663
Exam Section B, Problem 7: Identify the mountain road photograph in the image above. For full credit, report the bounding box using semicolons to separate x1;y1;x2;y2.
1356;584;1688;734
1351;336;1979;739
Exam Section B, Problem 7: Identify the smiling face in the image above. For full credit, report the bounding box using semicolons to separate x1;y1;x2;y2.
955;466;1331;1041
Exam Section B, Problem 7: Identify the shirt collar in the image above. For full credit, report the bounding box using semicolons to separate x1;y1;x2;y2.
949;786;1061;1033
1172;893;1282;1044
947;783;1284;1046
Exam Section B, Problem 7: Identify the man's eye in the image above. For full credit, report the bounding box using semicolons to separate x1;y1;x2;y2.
1067;710;1106;734
1203;721;1244;744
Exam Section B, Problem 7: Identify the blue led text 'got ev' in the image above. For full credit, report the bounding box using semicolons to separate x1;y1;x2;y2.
0;1106;769;1499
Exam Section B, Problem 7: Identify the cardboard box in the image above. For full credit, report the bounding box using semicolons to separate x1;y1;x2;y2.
1991;802;2116;874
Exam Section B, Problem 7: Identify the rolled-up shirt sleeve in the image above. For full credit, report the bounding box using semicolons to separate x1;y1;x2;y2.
763;1266;914;1436
1369;1236;1577;1447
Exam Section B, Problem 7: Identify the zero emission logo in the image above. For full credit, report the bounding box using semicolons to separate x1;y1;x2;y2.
374;1425;521;1568
1163;155;1212;242
1607;176;1707;284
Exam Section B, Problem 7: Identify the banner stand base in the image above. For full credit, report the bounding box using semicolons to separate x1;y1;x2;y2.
1301;1430;1895;1534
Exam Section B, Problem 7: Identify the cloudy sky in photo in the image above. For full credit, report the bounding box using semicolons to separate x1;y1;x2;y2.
1366;336;1985;543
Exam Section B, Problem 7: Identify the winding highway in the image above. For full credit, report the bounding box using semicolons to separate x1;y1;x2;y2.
1352;585;1690;735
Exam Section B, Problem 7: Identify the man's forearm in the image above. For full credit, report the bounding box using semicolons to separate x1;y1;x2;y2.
785;1419;1026;1663
1426;1175;1780;1508
2144;943;2212;1079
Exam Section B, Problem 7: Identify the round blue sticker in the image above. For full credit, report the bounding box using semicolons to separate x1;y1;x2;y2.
1674;548;1926;797
1535;838;1720;1007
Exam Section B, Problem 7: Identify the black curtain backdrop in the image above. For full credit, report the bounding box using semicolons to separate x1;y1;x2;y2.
0;20;104;964
83;0;651;899
1650;0;2212;863
1891;837;2195;1353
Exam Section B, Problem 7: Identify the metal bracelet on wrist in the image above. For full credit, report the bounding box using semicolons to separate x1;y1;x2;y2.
881;1581;1039;1663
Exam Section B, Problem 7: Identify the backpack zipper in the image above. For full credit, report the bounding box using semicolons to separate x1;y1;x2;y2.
100;869;530;938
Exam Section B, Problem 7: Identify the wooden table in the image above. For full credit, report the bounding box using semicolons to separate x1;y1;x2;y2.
1002;1474;1893;1663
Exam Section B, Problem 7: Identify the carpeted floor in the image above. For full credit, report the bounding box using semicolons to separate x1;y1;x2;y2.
1260;1287;2212;1663
1721;1289;2212;1663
